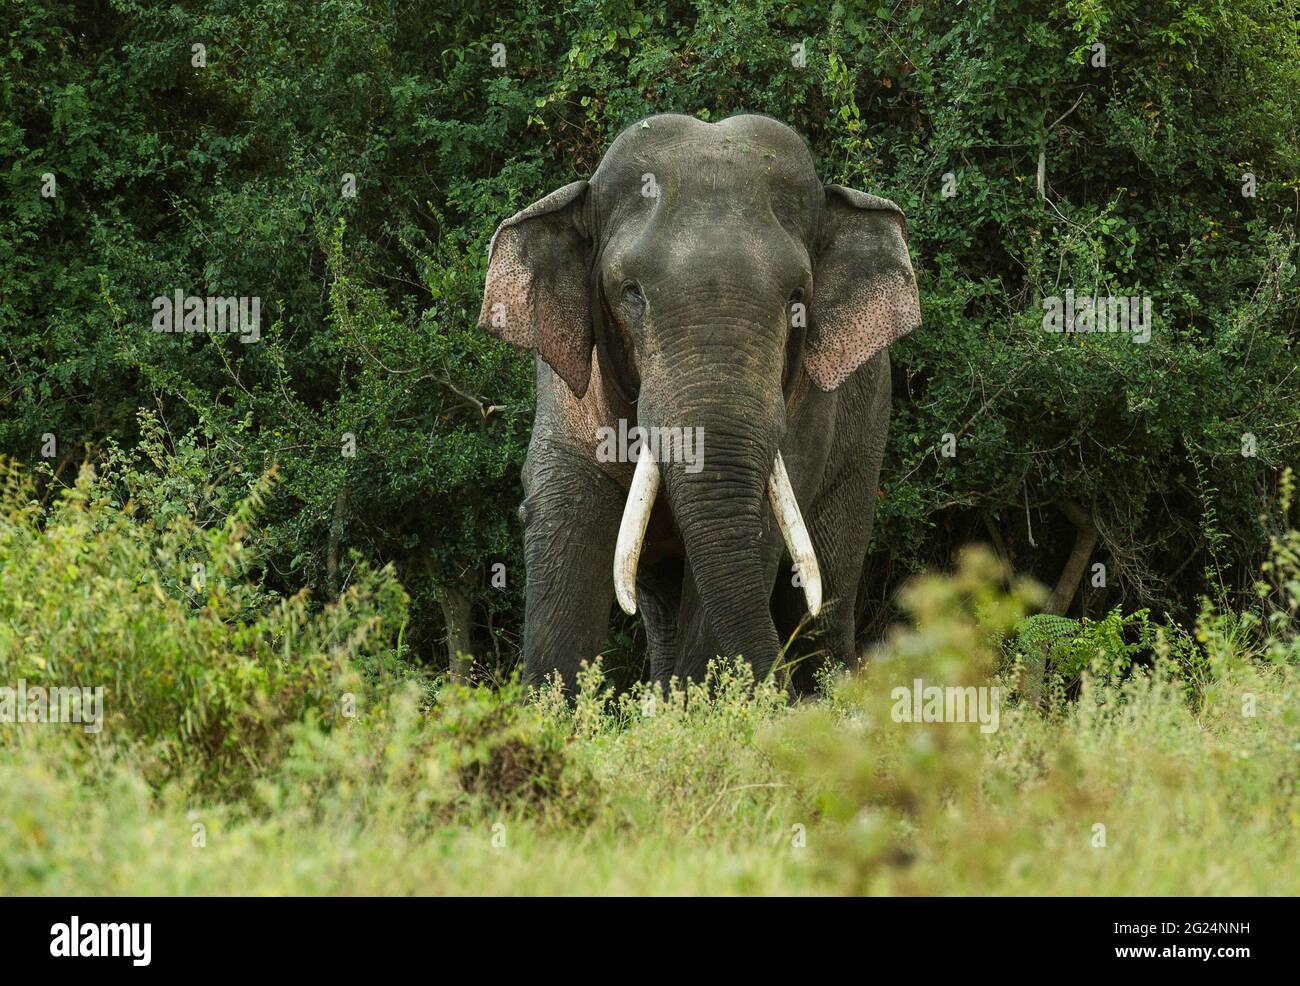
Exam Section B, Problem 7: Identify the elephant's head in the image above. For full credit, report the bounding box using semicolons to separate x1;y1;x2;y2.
478;114;919;673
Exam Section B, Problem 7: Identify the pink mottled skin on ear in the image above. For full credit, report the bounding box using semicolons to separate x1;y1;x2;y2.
479;228;533;347
806;271;920;391
807;189;920;391
477;181;593;397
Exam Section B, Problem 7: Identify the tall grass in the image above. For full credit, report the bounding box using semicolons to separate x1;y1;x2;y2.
1;457;1297;895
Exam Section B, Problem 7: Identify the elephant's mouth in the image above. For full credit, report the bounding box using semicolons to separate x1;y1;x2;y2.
612;450;822;618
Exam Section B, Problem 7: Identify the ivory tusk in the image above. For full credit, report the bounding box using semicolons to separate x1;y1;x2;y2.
613;451;661;615
768;451;823;617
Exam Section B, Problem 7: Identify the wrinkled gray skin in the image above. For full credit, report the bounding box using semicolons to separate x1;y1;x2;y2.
478;114;920;691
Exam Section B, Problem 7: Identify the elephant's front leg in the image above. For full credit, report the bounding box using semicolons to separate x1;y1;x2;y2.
800;351;892;678
519;443;624;691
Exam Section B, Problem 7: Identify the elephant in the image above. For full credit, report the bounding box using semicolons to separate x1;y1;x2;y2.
477;113;920;692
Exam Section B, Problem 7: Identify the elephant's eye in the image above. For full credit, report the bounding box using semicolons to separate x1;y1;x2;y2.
788;289;806;323
783;289;807;396
621;282;646;317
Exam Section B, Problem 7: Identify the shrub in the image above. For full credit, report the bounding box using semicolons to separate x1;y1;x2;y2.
433;677;591;812
762;512;1300;895
0;457;408;794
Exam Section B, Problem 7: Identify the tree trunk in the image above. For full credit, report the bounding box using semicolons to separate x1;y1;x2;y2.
438;579;475;680
326;485;349;598
1043;499;1098;616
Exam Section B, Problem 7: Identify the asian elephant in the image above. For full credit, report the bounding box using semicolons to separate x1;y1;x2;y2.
477;113;920;691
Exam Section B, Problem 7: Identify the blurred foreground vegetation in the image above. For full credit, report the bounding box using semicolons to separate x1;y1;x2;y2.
2;457;1297;895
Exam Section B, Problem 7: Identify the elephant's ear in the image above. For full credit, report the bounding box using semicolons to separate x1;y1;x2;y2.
806;185;920;391
478;181;594;397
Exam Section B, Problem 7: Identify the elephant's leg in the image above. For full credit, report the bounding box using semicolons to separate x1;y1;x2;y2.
798;484;869;687
519;444;623;691
795;352;892;688
773;506;868;696
771;561;830;690
672;568;714;684
636;560;682;687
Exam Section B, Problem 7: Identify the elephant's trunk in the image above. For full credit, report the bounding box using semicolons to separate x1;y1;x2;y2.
612;406;822;679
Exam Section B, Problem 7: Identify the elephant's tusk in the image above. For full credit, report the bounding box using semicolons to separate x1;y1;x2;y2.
613;450;661;615
768;451;823;617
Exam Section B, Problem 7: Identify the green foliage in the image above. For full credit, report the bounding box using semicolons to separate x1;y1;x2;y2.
1255;467;1300;663
432;677;591;811
3;0;1299;899
763;543;1300;895
0;456;409;794
1007;612;1084;667
1006;607;1156;680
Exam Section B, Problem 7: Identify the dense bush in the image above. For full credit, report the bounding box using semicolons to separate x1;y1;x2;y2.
0;456;410;791
2;0;1297;676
